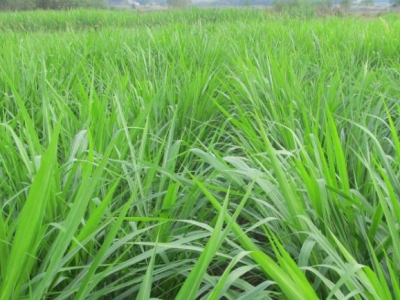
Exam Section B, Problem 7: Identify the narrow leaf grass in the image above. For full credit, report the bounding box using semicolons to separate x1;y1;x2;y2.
0;8;399;299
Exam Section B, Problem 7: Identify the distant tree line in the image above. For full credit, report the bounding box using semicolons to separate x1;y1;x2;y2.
0;0;105;10
108;0;190;6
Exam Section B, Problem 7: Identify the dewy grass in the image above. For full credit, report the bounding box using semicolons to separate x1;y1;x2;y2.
0;8;400;299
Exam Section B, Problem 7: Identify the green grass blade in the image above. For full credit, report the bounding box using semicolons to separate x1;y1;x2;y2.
0;122;61;300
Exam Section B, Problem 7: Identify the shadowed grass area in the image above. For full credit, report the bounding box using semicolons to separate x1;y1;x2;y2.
0;8;399;299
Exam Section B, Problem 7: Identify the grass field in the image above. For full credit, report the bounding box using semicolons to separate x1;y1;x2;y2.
0;8;400;299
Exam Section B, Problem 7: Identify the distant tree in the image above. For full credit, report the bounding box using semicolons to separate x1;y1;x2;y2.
362;0;373;6
0;0;105;10
168;0;191;7
137;0;149;5
36;0;62;9
340;0;351;8
0;0;9;9
0;0;36;10
80;0;106;7
36;0;105;9
273;0;299;13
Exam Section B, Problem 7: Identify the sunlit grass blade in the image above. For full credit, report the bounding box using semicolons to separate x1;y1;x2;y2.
175;188;230;300
136;240;158;300
1;9;400;299
70;179;120;252
33;133;118;298
0;122;61;300
206;251;252;300
191;176;318;300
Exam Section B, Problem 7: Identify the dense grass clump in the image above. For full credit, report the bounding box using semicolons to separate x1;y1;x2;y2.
0;8;399;299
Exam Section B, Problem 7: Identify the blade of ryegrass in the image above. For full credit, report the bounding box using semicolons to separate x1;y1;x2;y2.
177;177;255;300
0;70;42;158
136;236;159;300
383;101;400;161
175;187;230;300
265;228;320;297
330;232;388;299
345;119;400;194
114;93;145;199
190;149;244;188
0;212;8;278
191;177;318;300
365;240;393;300
207;251;252;300
385;252;400;299
325;109;350;195
159;182;179;243
33;132;118;298
253;111;306;229
373;166;400;269
70;179;121;252
75;189;135;300
1;123;35;176
326;264;366;300
0;122;61;300
236;281;277;300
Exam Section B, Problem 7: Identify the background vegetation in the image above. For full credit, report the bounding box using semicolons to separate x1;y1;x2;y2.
0;8;399;299
0;0;105;10
0;0;397;11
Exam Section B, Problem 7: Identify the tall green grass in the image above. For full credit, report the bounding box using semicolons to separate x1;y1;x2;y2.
0;8;399;299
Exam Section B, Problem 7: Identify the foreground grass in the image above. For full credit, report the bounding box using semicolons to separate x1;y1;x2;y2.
0;8;399;299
